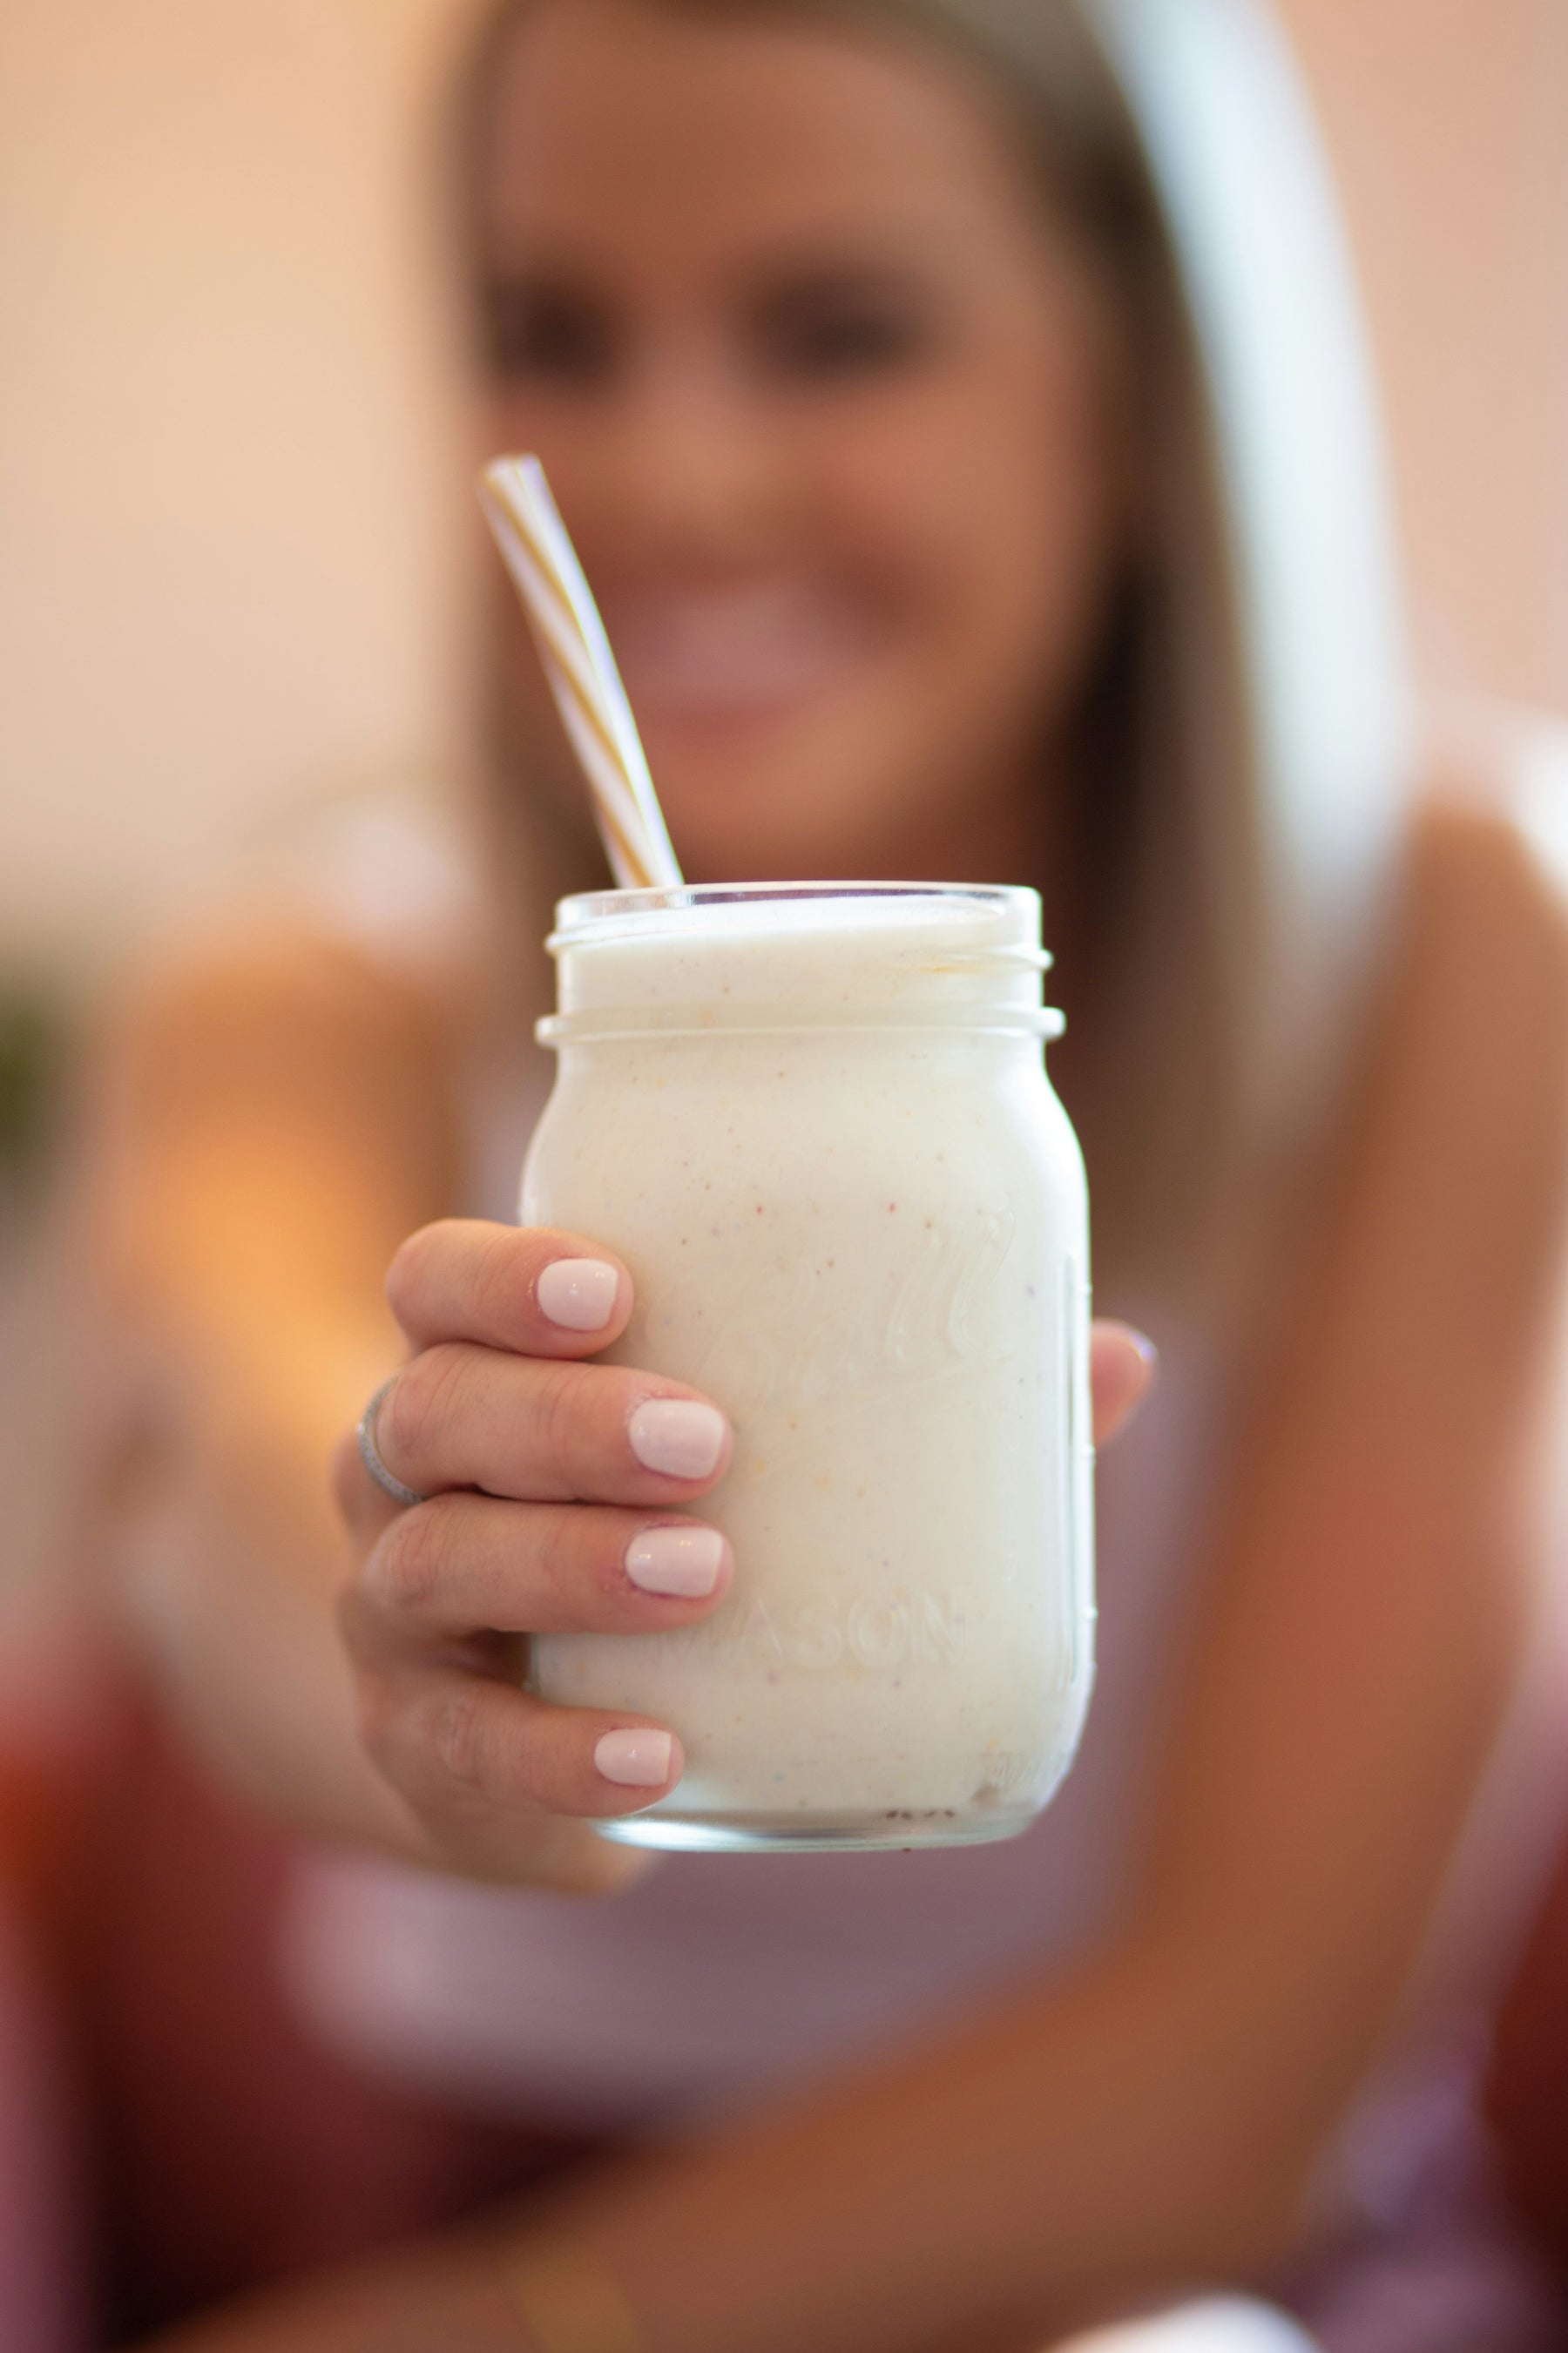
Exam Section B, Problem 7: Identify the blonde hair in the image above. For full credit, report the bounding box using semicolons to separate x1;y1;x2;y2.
452;0;1291;1317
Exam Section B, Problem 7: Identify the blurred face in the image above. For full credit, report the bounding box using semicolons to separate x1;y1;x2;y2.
476;0;1130;883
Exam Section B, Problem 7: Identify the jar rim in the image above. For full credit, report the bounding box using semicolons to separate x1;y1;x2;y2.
552;880;1039;943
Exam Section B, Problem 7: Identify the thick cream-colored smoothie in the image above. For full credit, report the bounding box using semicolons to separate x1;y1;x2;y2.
522;884;1093;1850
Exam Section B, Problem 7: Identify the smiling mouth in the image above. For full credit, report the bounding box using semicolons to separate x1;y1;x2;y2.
599;583;872;720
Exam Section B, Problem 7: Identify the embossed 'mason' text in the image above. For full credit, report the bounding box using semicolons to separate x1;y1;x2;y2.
706;1588;970;1672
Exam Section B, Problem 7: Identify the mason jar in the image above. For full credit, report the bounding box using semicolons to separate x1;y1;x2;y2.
520;882;1093;1852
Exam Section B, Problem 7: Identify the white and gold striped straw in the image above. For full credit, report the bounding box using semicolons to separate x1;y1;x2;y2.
479;455;682;891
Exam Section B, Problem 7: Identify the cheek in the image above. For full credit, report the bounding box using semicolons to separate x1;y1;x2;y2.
815;346;1122;743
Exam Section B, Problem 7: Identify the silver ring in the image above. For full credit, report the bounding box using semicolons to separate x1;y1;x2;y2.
356;1376;428;1510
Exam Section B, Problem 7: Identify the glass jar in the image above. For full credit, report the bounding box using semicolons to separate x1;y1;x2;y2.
521;882;1093;1851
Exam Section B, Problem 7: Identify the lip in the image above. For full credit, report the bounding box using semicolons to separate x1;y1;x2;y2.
598;580;874;720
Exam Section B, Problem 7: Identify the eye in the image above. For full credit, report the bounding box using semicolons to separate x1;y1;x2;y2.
480;275;619;386
747;270;940;384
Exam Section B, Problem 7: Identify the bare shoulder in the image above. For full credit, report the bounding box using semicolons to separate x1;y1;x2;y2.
84;919;484;1267
105;916;473;1099
1360;765;1568;1305
108;789;495;1072
86;917;476;1290
1413;752;1568;969
1404;759;1568;1070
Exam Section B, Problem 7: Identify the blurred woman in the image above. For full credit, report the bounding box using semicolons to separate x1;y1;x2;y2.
93;0;1568;2346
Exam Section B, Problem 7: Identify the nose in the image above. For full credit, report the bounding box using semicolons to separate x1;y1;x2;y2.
588;349;787;563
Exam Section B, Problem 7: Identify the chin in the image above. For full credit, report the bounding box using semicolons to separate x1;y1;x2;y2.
641;709;923;886
658;781;902;886
665;815;848;888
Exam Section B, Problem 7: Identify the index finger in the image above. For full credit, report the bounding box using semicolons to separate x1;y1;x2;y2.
388;1220;634;1359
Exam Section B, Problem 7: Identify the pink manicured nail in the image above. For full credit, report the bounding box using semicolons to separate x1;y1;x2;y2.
625;1525;726;1599
594;1728;674;1788
628;1399;727;1480
537;1257;620;1332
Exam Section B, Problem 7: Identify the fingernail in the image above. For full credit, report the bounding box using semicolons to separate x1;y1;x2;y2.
1127;1329;1159;1371
594;1728;674;1788
537;1258;619;1332
625;1524;726;1598
628;1399;727;1480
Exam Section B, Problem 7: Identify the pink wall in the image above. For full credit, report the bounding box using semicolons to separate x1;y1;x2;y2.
1281;0;1568;710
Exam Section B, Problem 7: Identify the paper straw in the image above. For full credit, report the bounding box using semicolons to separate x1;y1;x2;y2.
479;455;682;891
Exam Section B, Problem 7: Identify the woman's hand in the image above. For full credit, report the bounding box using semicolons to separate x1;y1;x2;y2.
335;1218;736;1891
334;1218;1155;1894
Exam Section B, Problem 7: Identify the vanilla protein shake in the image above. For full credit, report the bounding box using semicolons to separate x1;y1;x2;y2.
522;882;1093;1850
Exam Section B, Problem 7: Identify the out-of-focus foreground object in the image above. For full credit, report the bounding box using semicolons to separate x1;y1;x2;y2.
1053;2298;1316;2350
1489;1830;1568;2269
